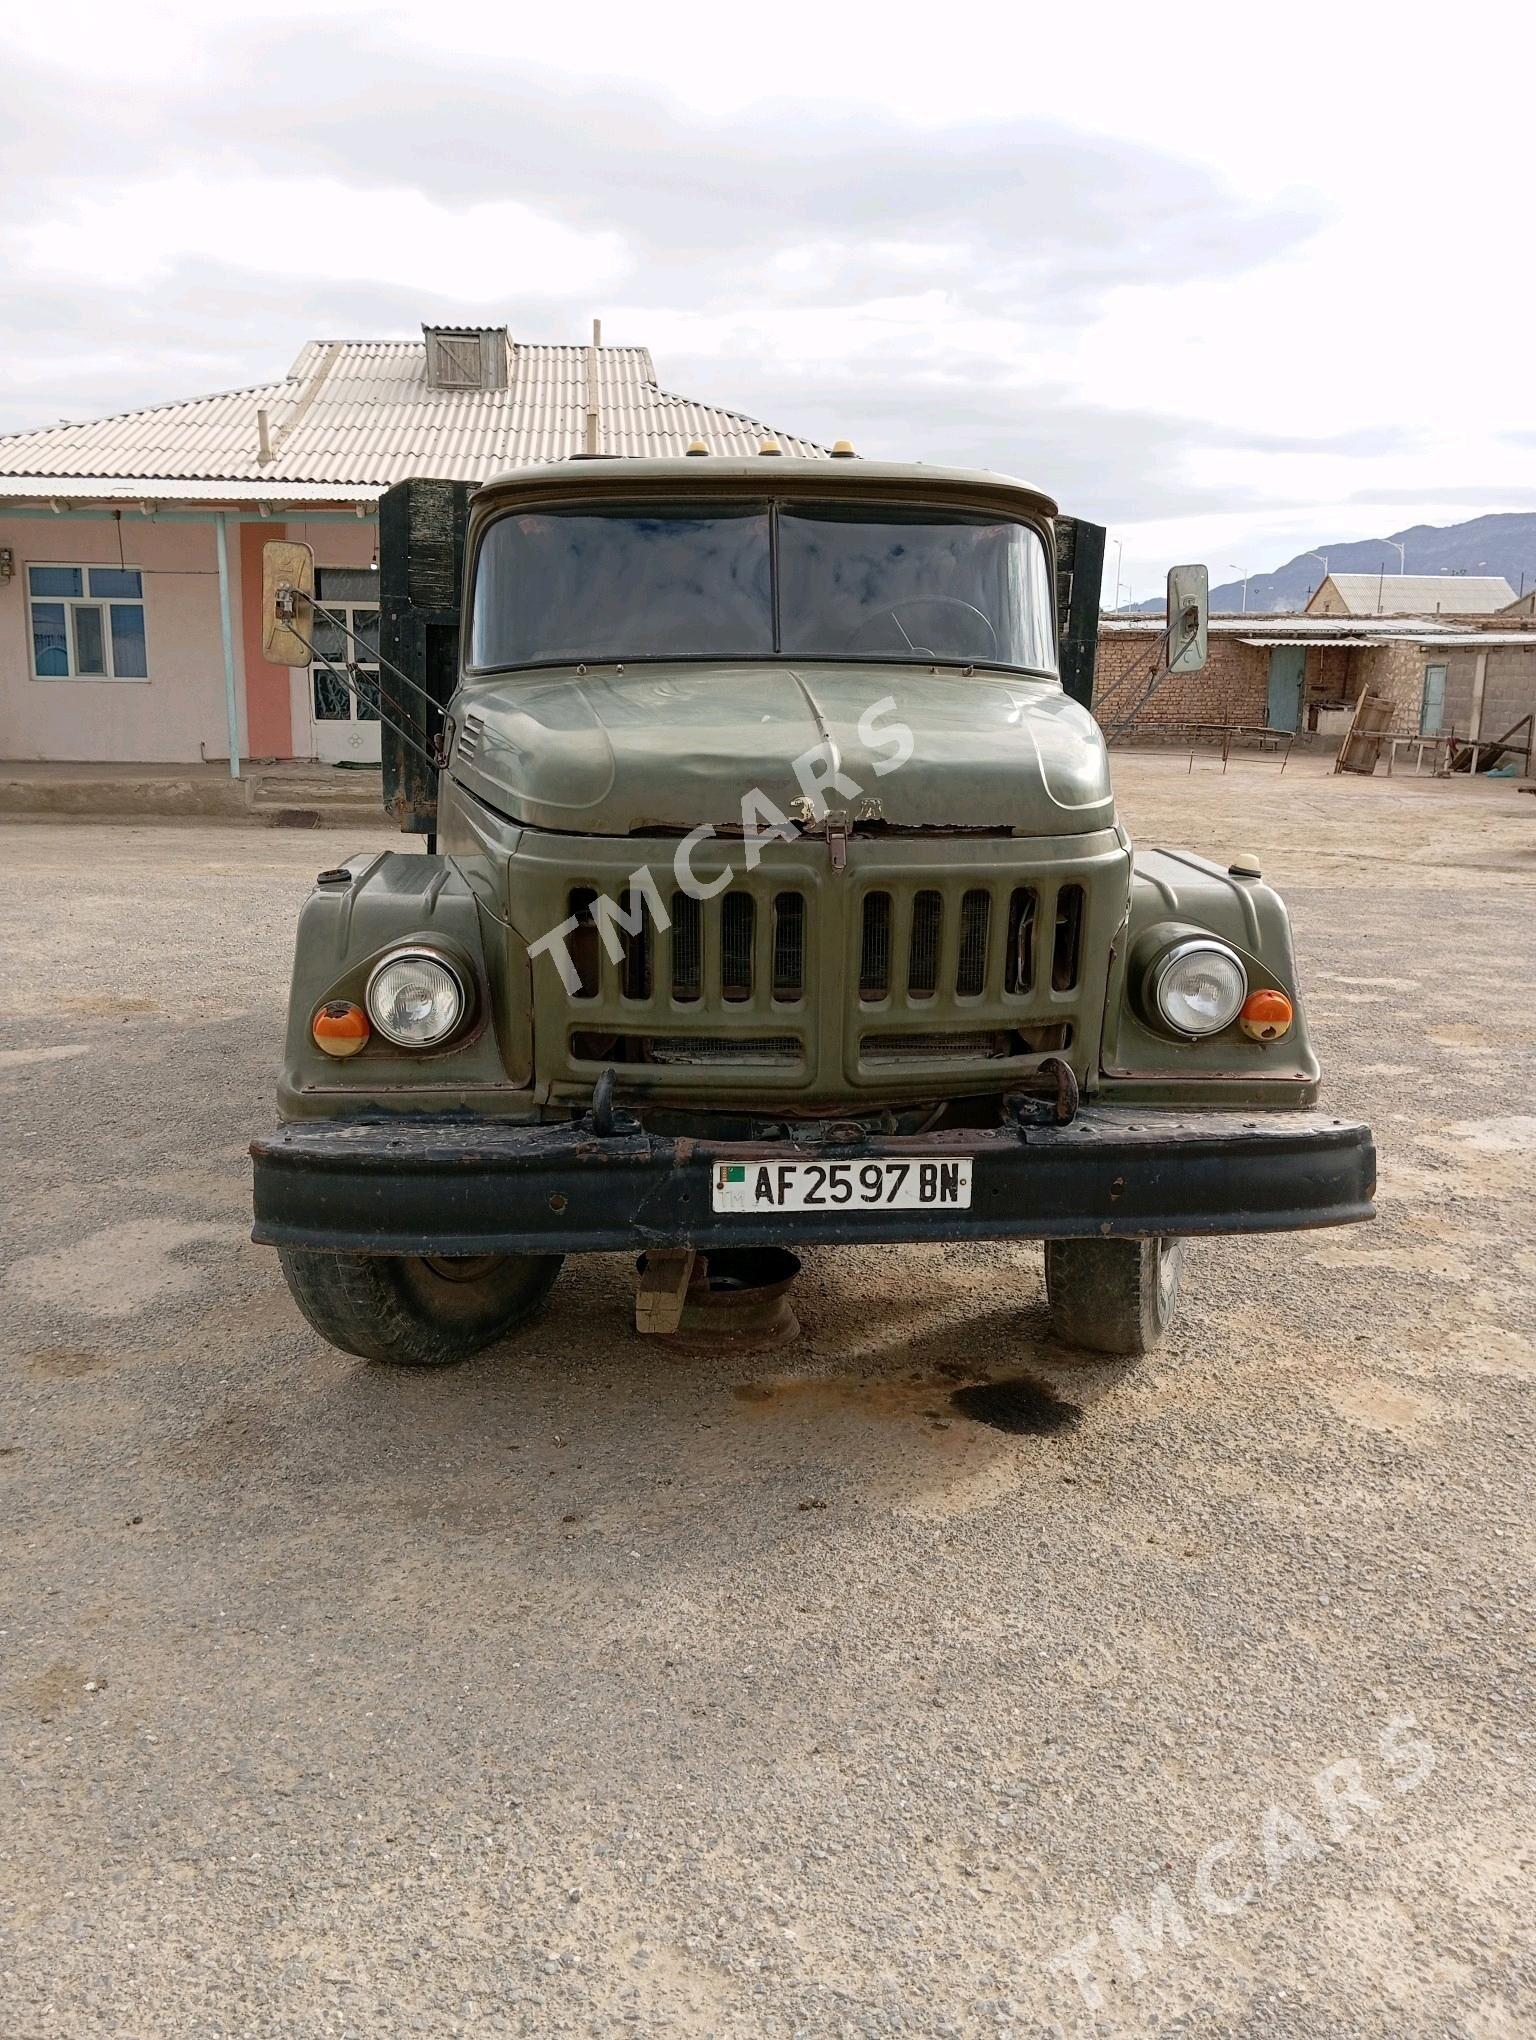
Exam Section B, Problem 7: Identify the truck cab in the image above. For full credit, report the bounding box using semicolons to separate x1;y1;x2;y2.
251;454;1374;1366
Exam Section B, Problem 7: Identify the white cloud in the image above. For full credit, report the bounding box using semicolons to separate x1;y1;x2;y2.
18;174;630;302
2;0;1529;589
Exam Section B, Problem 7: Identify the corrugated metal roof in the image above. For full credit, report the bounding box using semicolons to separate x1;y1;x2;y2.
1102;614;1478;638
0;476;378;505
1310;572;1516;616
1103;613;1536;649
1238;632;1536;650
0;334;826;498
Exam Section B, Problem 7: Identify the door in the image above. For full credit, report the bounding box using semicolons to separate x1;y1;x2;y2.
1266;645;1305;732
1420;663;1447;737
306;568;382;764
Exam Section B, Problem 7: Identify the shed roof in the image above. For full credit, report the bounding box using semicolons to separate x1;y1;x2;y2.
1238;633;1536;650
1307;572;1515;616
1100;613;1536;650
0;333;825;501
1101;614;1467;641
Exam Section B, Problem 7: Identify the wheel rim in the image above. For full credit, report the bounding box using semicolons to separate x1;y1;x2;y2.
420;1255;504;1283
1154;1238;1180;1313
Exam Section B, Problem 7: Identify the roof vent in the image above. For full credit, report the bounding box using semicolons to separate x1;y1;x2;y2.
423;326;508;393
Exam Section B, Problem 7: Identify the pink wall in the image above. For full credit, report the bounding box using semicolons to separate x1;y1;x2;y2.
286;515;376;570
0;504;380;765
0;513;240;764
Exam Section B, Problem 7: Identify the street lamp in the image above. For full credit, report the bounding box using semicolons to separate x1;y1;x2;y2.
1229;564;1250;613
1381;538;1406;574
1304;550;1328;605
1110;537;1125;611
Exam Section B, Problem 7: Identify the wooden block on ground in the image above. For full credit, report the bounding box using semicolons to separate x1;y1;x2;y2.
635;1248;697;1335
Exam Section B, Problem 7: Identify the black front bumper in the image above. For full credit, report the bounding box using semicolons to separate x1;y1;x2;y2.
251;1108;1375;1257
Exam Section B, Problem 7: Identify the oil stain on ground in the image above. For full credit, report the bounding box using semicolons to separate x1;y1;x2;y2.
948;1374;1082;1435
733;1369;1082;1437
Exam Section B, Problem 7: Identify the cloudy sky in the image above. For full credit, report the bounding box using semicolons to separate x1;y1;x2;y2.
3;0;1529;595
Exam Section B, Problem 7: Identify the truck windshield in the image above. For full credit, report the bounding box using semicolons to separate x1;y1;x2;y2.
469;500;1056;674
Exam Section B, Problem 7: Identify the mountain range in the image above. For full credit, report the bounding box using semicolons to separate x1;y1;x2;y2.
1121;511;1536;614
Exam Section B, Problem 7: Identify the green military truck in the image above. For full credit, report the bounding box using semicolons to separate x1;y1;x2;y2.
250;453;1375;1365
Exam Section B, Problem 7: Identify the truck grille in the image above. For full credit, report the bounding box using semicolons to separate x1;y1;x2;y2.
576;1033;803;1067
540;849;1104;1097
772;891;806;1000
859;883;1083;1002
568;886;809;1009
861;1022;1073;1066
862;1030;1009;1063
859;891;892;997
721;892;754;1002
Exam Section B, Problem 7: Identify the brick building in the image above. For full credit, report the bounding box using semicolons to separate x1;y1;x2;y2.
1433;640;1536;751
1095;611;1536;750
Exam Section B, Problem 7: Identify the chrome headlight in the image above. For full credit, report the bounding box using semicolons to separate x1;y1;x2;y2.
365;949;466;1048
1149;939;1247;1038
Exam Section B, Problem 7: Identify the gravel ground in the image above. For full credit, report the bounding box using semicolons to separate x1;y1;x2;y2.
2;755;1533;2038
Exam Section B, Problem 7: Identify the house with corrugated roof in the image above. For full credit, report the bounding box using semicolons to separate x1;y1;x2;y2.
0;325;822;768
1305;571;1516;618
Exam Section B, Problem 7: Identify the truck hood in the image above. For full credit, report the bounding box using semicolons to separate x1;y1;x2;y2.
448;662;1113;836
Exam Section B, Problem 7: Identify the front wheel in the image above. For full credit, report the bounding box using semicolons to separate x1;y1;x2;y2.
277;1248;563;1366
1044;1236;1183;1357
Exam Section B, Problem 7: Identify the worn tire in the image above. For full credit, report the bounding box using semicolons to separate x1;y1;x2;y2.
277;1248;564;1366
1044;1236;1183;1357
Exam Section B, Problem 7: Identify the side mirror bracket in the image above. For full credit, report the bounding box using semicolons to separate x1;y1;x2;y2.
1166;564;1209;673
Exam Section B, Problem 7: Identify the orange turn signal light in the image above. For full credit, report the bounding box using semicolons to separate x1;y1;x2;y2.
1239;989;1293;1042
312;1000;370;1057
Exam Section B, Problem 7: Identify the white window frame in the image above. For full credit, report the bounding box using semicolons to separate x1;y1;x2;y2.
307;572;382;731
27;563;149;682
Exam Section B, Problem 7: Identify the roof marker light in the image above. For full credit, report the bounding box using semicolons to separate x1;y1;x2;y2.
758;437;782;456
831;439;857;458
685;439;710;456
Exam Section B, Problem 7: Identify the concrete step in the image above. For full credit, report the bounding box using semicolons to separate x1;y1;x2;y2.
252;802;387;829
246;769;385;830
246;770;384;811
1;771;246;819
1;763;389;827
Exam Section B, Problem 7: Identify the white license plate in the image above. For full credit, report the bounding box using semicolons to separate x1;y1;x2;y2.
711;1157;973;1214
